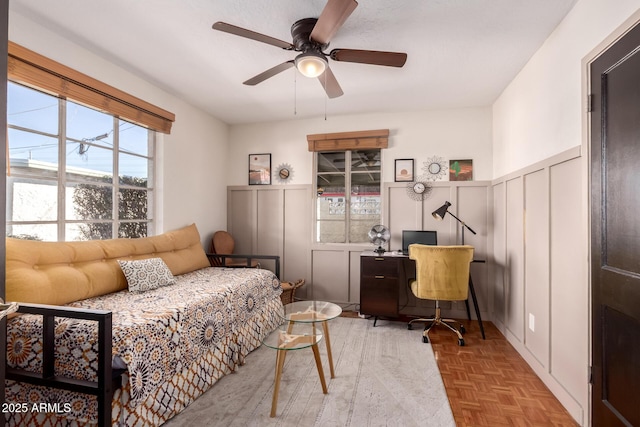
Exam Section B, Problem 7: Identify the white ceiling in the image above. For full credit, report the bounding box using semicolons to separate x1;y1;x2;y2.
10;0;578;125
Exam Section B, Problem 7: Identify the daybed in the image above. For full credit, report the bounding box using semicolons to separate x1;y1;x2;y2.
3;224;284;426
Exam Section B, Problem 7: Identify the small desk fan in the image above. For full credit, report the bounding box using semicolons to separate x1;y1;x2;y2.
368;225;390;255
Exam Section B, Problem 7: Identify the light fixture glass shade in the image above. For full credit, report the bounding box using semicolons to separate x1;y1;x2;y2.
295;52;327;78
432;201;452;220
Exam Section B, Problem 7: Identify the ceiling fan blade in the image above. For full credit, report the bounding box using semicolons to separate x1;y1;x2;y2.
310;0;358;45
330;49;407;67
212;22;294;50
243;61;295;86
317;67;344;98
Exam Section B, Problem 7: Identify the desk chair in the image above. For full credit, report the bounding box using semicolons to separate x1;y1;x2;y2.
407;244;474;346
210;230;260;268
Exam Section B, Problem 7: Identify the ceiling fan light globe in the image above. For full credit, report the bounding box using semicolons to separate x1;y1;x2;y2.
295;52;327;78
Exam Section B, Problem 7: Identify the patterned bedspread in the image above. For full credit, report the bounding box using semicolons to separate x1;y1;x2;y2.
6;267;283;423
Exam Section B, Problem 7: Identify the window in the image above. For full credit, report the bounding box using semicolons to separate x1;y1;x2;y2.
315;149;381;243
7;82;155;241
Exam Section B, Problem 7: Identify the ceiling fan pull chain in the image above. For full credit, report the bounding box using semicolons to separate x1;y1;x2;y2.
294;69;297;116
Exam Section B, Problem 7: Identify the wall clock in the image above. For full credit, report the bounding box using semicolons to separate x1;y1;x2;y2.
274;163;294;184
406;175;432;201
413;182;426;194
423;156;447;181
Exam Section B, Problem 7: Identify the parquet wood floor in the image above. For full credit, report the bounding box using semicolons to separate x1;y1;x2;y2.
342;312;579;426
427;318;578;426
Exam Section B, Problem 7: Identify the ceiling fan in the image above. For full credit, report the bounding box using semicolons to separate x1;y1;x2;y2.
353;151;380;167
331;151;380;167
212;0;407;98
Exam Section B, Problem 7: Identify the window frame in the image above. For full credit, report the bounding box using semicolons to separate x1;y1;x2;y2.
313;149;383;245
7;82;156;241
4;43;169;242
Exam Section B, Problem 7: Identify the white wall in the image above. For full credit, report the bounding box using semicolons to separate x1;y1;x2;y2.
493;0;640;178
228;107;493;185
8;11;229;247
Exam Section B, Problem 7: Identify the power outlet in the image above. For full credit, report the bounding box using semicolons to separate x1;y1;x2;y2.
529;313;535;332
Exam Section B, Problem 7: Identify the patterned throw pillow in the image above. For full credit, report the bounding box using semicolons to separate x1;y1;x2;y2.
118;258;176;292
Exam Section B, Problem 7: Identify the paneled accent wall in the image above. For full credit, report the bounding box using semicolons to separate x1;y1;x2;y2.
227;181;491;314
491;146;587;424
227;185;311;293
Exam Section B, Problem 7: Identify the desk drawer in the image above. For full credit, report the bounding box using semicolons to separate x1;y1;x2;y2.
360;277;398;317
360;256;399;278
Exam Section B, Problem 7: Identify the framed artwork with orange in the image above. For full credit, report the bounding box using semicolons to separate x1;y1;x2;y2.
394;159;414;182
449;159;473;181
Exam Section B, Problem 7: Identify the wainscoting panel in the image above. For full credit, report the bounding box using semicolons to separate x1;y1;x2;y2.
549;157;587;410
349;250;362;304
457;185;490;315
421;187;455;245
506;177;525;343
523;169;550;368
492;182;506;326
456;186;488;249
256;189;283;260
227;189;255;254
283;187;312;298
311;249;349;302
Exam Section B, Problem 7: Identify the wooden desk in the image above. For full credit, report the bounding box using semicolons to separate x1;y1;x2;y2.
360;252;411;320
359;251;485;339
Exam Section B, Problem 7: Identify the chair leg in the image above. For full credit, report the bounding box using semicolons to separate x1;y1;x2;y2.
439;319;464;340
410;302;465;345
407;316;435;330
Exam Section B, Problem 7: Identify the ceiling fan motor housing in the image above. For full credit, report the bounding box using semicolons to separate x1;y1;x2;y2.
291;18;329;52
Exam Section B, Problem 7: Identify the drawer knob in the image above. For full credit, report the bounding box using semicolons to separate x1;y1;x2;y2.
375;275;385;279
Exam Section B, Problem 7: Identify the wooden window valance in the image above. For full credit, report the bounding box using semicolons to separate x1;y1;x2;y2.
307;129;389;152
7;42;175;134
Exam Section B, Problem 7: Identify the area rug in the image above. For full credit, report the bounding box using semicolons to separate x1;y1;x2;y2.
164;316;455;427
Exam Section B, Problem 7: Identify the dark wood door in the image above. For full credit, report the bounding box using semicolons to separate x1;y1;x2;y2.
590;22;640;427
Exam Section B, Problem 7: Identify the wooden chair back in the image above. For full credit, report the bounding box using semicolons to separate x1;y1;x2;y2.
210;230;259;268
212;230;235;254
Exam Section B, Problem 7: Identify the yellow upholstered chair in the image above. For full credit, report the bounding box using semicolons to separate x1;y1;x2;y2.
407;244;474;346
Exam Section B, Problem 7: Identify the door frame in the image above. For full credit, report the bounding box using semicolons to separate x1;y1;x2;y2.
581;8;640;426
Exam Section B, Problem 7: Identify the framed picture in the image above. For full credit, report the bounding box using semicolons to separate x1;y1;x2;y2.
394;159;414;182
449;159;473;181
249;153;271;185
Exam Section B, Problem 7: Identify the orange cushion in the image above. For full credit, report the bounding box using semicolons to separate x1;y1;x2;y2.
6;223;210;306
